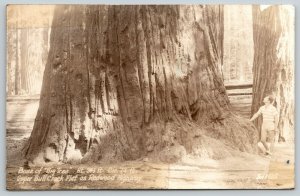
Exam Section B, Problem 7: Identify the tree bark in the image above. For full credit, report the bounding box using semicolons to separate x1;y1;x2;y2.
25;5;258;164
252;5;294;141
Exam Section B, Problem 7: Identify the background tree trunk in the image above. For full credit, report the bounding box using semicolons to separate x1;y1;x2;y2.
25;5;258;164
7;6;52;96
252;5;294;141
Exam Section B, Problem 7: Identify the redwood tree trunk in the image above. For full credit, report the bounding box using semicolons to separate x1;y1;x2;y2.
7;8;50;96
25;5;258;164
252;5;294;141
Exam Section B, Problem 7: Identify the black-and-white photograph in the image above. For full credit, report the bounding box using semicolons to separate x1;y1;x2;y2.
6;4;294;189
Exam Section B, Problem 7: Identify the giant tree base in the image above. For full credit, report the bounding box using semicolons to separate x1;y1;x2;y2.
25;113;258;165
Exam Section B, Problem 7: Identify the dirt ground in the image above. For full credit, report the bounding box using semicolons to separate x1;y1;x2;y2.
6;136;294;190
6;97;294;190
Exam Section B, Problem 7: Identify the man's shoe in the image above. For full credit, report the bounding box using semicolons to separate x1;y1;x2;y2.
265;150;272;156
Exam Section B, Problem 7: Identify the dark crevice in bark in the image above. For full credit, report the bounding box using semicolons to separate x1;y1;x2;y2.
85;7;93;119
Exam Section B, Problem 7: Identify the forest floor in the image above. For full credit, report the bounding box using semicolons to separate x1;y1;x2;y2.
6;96;294;189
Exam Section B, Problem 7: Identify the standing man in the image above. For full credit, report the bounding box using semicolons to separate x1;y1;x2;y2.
250;96;279;155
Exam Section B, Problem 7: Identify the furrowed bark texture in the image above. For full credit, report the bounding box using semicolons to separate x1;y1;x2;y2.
25;5;258;164
252;6;294;141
